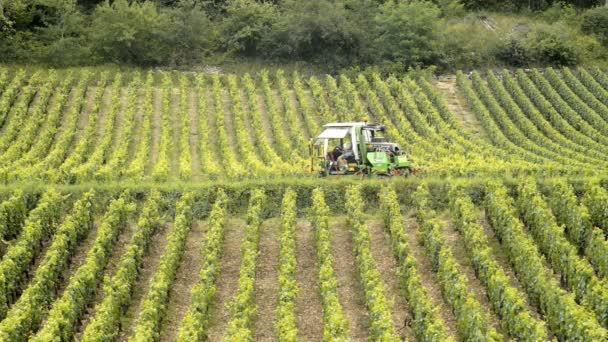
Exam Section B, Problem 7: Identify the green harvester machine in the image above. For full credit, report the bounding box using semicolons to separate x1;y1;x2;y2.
309;122;414;177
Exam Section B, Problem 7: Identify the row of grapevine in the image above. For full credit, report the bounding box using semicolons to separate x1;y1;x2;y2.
0;69;26;127
562;67;608;122
178;75;193;180
512;69;607;156
33;194;136;341
176;190;228;341
71;73;125;181
493;70;608;164
345;186;399;340
413;184;502;341
308;189;349;341
275;189;299;341
448;188;548;340
82;191;163;342
516;180;608;327
96;72;141;181
547;180;608;279
0;72;71;167
151;74;173;181
125;72;154;179
0;191;96;341
196;74;220;177
0;71;46;154
484;182;607;340
583;184;608;235
378;187;452;341
223;190;265;341
0;189;63;320
129;193;195;341
0;190;27;243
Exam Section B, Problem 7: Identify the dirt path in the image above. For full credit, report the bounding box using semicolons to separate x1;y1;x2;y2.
294;221;323;341
188;89;201;180
435;78;488;138
75;221;138;339
255;93;276;145
252;219;280;342
206;218;247;341
159;221;208;342
149;88;163;172
106;87;128;161
170;88;181;180
118;223;171;342
66;85;98;157
221;90;242;163
330;218;370;341
367;220;415;341
289;90;311;139
403;216;459;339
440;214;505;336
126;88;145;166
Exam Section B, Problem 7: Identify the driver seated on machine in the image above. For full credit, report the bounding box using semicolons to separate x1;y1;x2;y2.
337;142;355;170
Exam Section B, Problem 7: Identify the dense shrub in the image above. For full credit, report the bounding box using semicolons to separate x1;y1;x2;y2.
582;6;608;46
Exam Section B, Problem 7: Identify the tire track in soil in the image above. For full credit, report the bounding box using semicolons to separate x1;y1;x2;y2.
330;217;370;341
149;87;163;173
75;220;138;339
367;219;415;341
403;216;459;340
206;218;247;341
159;221;208;342
188;89;201;180
170;88;181;180
294;221;323;341
117;223;172;342
439;214;505;337
221;89;242;163
252;219;280;342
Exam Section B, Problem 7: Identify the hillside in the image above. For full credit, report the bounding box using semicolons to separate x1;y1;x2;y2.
0;64;607;341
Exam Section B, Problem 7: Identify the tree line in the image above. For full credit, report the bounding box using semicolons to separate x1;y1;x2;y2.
1;0;608;72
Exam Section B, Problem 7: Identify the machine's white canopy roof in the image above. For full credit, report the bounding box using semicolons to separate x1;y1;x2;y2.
317;127;350;139
323;122;367;128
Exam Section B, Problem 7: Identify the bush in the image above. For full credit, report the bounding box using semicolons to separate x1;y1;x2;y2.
221;0;278;56
582;6;608;46
373;0;443;69
261;0;361;68
88;0;173;65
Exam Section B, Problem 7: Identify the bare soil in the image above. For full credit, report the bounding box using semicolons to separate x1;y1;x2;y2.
252;219;281;342
118;223;171;341
254;93;276;145
294;221;323;341
435;79;488;139
188;89;201;180
159;221;208;342
330;218;370;341
220;90;242;162
125;88;145;166
149;88;163;171
367;220;415;341
106;87;129;160
206;218;247;341
403;216;459;339
169;88;181;180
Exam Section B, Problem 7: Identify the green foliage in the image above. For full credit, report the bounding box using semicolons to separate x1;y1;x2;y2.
373;0;443;70
221;0;278;56
88;0;172;65
582;6;608;46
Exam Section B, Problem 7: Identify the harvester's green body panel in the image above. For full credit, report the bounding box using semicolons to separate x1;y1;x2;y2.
367;152;390;173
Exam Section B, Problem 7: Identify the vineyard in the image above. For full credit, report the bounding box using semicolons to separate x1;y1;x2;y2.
0;64;608;341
